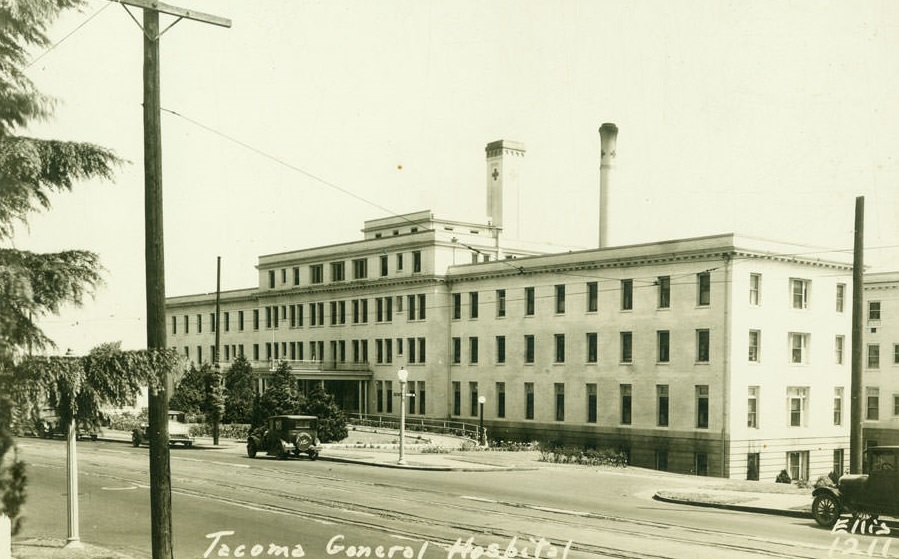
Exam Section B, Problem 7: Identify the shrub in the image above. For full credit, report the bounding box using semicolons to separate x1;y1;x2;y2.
188;423;251;440
814;475;835;489
105;409;148;432
776;469;792;484
535;441;627;467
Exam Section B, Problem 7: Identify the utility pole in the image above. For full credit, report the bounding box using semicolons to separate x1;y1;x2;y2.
213;255;222;445
112;2;230;558
850;196;864;473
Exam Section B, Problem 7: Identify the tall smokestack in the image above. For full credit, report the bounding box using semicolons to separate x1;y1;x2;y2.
598;123;618;248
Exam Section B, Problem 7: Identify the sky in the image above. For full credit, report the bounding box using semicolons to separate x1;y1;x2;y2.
14;0;899;355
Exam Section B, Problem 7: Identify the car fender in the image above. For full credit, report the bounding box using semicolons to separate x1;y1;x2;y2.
813;486;842;501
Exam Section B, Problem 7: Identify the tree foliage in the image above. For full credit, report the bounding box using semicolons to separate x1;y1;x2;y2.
223;356;254;424
299;384;347;443
0;0;126;533
253;362;300;425
169;363;208;416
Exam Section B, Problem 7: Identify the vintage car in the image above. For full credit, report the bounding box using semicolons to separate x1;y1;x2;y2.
246;415;321;460
812;446;899;527
37;407;98;441
132;410;195;447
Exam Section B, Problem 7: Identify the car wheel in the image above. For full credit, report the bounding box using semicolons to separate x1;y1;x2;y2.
91;434;98;441
308;451;318;461
813;493;842;528
247;439;257;458
132;433;141;447
185;442;193;448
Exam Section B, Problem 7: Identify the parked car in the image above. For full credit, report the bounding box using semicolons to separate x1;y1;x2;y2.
37;407;98;440
247;415;321;460
132;410;195;447
812;446;899;527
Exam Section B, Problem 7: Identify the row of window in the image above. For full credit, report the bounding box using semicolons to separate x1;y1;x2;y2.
864;343;899;369
265;251;423;289
747;386;845;428
182;327;849;368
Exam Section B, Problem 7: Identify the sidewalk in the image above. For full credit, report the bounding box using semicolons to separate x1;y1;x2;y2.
653;486;813;519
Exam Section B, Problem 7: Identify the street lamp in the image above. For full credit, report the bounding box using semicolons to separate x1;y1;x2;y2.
397;367;408;465
478;395;486;447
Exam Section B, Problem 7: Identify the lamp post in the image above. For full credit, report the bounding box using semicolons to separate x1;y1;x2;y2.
397;367;408;465
478;395;486;447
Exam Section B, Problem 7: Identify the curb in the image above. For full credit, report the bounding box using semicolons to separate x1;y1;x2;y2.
652;492;813;519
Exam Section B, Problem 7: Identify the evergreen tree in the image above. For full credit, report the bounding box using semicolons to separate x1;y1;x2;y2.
223;355;255;424
168;363;208;416
0;0;123;535
254;361;300;424
300;384;348;443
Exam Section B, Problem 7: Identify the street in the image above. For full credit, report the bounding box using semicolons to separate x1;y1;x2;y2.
14;438;890;559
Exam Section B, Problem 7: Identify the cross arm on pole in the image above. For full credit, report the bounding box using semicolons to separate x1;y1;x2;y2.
111;0;231;28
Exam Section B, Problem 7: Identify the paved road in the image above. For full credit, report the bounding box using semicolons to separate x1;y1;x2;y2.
14;438;889;559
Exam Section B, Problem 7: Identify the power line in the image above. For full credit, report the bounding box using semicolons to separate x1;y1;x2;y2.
26;2;112;68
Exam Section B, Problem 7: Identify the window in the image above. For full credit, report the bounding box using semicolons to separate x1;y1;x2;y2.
469;292;479;319
835;335;845;365
788;451;809;482
867;387;880;421
396;253;404;272
868;344;881;369
496;289;506;317
833;450;844;479
417;294;426;320
292;267;300;286
555;284;566;314
696;329;710;362
311;264;323;284
469;337;479;364
657;276;670;309
452;382;460;416
252;309;259;330
657;331;670;363
197;314;203;333
587;282;598;312
788;386;809;426
238;310;244;331
790;333;809;364
331;261;345;282
657;385;669;427
620;384;632;425
554;334;565;363
171;316;177;335
496;336;506;364
554;384;565;421
869;301;882;321
412;251;421;273
524;335;535;364
525;383;535;420
380;255;388;277
697;272;711;306
352;258;367;279
586;333;598;363
748;386;759;428
749;273;761;306
834;387;844;425
791;278;809;309
375;381;383;412
407;295;416;321
525;287;535;316
696;385;709;428
268;270;275;289
656;450;669;472
695;453;709;476
496;382;506;418
621;279;633;310
452;294;461;320
183;315;189;334
836;283;845;312
895;344;899;365
894;395;899;417
620;332;633;363
586;384;598;423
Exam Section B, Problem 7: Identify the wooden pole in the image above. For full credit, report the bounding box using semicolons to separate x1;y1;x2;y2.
64;422;81;548
142;9;173;559
214;256;221;445
850;196;864;474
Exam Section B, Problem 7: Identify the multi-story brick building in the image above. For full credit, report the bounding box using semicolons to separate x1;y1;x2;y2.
166;137;853;480
861;272;899;447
